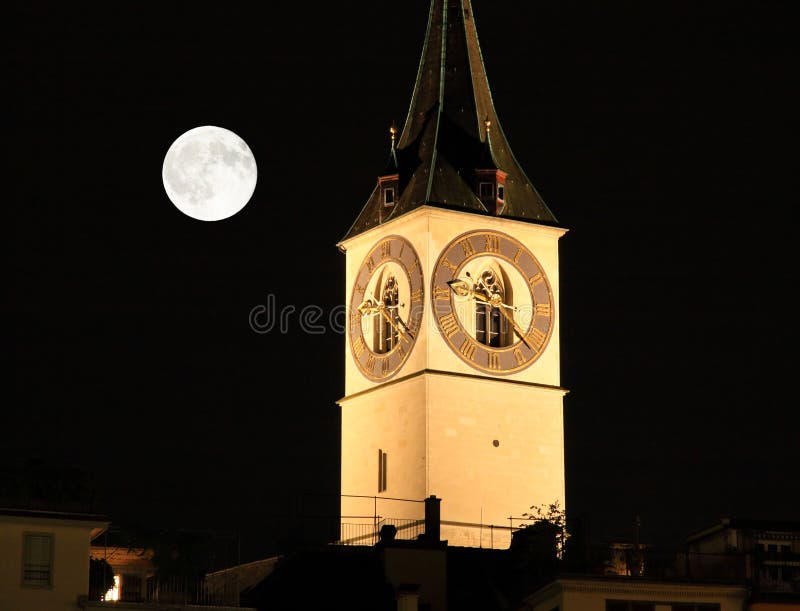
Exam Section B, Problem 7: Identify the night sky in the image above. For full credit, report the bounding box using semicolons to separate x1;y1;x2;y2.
6;1;797;561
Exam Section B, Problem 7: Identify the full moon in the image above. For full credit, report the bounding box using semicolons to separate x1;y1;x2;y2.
162;125;257;221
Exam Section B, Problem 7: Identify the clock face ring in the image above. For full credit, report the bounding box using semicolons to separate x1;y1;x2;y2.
349;235;424;381
431;230;554;375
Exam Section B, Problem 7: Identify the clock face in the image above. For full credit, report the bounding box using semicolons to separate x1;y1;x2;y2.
349;235;424;382
431;230;554;375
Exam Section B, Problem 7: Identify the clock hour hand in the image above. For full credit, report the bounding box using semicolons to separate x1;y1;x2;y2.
448;275;517;311
357;298;382;316
357;294;415;342
449;274;530;349
447;278;492;305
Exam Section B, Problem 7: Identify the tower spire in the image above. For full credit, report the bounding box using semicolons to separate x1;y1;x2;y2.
343;0;557;241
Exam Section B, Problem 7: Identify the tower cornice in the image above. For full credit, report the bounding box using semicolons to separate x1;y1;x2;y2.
337;203;567;254
337;368;569;406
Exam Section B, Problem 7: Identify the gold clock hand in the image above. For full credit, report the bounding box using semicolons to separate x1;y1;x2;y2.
447;278;493;304
395;314;415;340
496;304;533;351
357;299;378;316
378;306;414;343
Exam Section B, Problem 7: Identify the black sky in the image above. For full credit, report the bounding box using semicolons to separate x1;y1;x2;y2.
6;1;797;561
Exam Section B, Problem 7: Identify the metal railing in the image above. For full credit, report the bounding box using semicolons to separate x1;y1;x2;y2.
146;575;240;606
90;574;240;607
339;518;426;545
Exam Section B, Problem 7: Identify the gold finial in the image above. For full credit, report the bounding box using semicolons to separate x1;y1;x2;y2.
390;122;398;153
484;117;492;135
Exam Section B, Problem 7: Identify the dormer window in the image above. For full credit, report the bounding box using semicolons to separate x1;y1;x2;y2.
378;173;400;222
475;168;508;215
383;187;395;206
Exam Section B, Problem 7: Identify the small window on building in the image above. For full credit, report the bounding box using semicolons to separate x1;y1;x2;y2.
479;182;494;199
383;187;395;206
378;449;388;493
497;184;505;201
22;533;53;587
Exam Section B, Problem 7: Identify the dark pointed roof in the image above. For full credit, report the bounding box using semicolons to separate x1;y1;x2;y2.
342;0;557;242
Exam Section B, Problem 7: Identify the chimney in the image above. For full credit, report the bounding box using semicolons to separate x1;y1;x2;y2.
424;495;441;543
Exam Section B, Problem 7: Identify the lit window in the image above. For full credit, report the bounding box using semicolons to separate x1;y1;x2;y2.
103;575;121;601
497;184;505;201
378;449;388;493
383;187;395;206
22;533;53;587
479;182;494;199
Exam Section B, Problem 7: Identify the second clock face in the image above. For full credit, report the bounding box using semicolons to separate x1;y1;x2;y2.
431;230;554;375
349;235;424;382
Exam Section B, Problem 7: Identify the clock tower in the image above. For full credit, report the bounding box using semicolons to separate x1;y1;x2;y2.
337;0;567;549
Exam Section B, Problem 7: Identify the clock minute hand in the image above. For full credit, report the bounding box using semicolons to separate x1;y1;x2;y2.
378;305;414;343
393;304;416;340
496;304;533;351
464;274;532;350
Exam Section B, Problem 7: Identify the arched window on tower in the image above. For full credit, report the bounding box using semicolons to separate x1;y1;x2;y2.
475;268;512;348
373;274;399;354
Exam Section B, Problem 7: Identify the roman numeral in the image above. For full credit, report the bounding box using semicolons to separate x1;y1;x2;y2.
488;352;501;370
354;283;365;295
527;328;547;352
460;339;477;361
353;336;367;358
398;241;405;259
410;288;423;305
528;272;545;288
438;313;459;339
396;344;406;359
459;239;475;257
514;248;523;264
365;354;376;371
535;303;551;317
514;348;526;366
380;241;391;259
441;258;458;275
381;358;391;376
410;258;420;274
434;286;450;301
483;234;500;253
366;257;376;274
350;311;362;332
